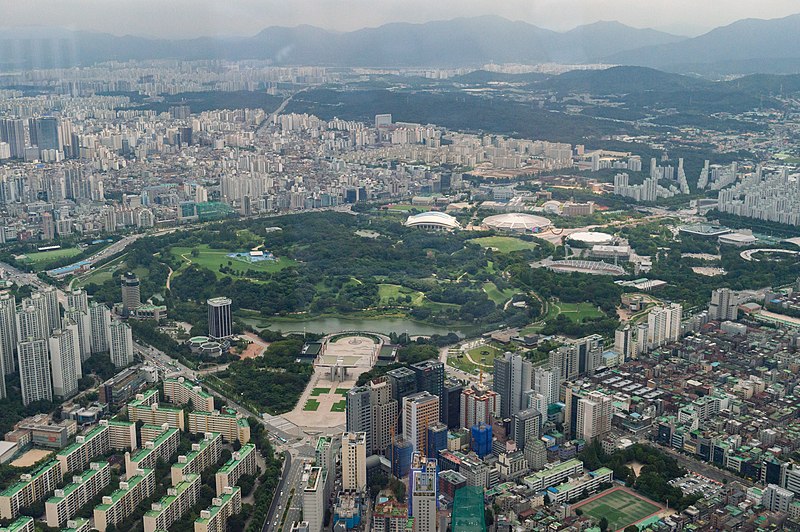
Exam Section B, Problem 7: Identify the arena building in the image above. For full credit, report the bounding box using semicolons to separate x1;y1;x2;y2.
482;213;552;233
566;231;614;246
405;212;461;230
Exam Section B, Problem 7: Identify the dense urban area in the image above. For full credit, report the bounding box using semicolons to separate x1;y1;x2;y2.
1;8;800;532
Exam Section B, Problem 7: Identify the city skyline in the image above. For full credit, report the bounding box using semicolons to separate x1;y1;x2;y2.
3;0;800;38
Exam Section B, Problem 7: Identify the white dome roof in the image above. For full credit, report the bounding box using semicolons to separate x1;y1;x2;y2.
405;211;461;229
483;213;552;231
567;231;614;244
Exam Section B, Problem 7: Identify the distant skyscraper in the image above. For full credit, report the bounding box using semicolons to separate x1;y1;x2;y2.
40;212;55;240
31;288;60;336
17;338;52;405
0;119;26;158
493;352;532;418
411;360;444;422
709;288;738;321
403;392;439;455
375;114;392;128
30;117;62;153
341;432;367;492
89;301;112;354
121;272;141;314
49;324;81;399
207;297;232;339
442;378;463;430
110;321;134;367
0;293;17;375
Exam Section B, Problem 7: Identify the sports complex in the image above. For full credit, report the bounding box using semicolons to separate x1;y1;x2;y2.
570;486;664;531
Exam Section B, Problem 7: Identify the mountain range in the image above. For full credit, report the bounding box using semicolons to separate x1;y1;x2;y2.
3;14;800;74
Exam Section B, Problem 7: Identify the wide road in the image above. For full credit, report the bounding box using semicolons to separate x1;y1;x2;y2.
262;451;291;532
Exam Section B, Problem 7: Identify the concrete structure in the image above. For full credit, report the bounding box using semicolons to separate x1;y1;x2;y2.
523;459;584;492
403;392;440;454
129;391;185;430
710;288;738;321
120;272;141;314
142;473;201;532
45;462;110;528
410;455;437;532
576;391;613;442
545;467;613;504
188;410;250;444
215;443;257;496
302;465;326;532
404;211;461;230
49;324;81;399
17;337;52;405
93;468;156;532
0;517;33;532
89;301;112;355
56;425;111;475
459;382;500;429
341;432;367;492
194;485;241;532
482;212;551;233
494;352;532;418
512;408;541;451
0;460;62;519
647;303;683;350
125;427;180;478
163;377;215;411
171;432;222;486
109;321;134;368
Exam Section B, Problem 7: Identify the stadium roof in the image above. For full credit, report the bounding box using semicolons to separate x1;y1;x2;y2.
405;211;461;230
483;213;551;232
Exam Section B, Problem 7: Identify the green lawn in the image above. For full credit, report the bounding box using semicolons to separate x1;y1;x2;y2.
335;388;350;396
170;245;296;279
75;255;127;286
310;387;331;396
574;488;661;531
483;281;516;305
22;247;83;270
448;343;504;374
557;302;604;322
470;236;538;253
378;283;426;306
331;400;347;412
303;399;320;411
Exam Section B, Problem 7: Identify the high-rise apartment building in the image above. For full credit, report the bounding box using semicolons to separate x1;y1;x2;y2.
709;288;738;321
207;297;232;339
67;290;89;314
532;367;559;408
459;383;500;429
614;325;635;361
109;321;134;368
403;392;439;454
17;338;52;405
64;308;91;362
49;324;81;399
493;352;532;418
0;292;16;375
575;391;612;442
512;408;541;451
17;304;46;342
89;302;112;355
341;432;367;492
0;119;26;158
647;303;683;349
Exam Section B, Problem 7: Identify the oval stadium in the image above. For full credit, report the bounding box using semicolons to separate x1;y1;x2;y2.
483;213;552;233
567;231;614;246
404;211;461;230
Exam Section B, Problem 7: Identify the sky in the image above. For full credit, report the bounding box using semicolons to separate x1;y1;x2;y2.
1;0;800;38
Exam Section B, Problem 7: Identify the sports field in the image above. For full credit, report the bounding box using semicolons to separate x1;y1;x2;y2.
469;236;538;253
572;487;661;531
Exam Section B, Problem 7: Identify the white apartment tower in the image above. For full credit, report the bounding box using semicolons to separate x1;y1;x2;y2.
18;338;52;405
89;302;112;354
110;321;134;368
0;292;17;375
647;303;683;349
49;324;82;399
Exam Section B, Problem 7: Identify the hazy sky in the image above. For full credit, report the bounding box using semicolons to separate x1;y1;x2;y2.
2;0;800;38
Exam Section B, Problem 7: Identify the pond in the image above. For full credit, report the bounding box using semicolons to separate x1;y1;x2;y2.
238;314;474;337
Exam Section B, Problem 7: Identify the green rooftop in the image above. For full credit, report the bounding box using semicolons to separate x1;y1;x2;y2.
173;433;221;471
130;428;179;463
0;516;34;532
194;486;241;525
94;468;153;510
144;474;200;518
0;460;60;497
165;378;213;400
57;425;108;459
46;462;109;504
217;444;255;474
59;517;90;532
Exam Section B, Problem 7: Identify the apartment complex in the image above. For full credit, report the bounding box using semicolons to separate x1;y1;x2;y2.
194;485;242;532
187;410;250;443
163;377;215;411
56;425;110;475
128;397;185;431
142;473;201;532
125;427;180;477
93;468;156;532
171;432;222;486
0;460;62;519
215;443;257;496
45;462;111;528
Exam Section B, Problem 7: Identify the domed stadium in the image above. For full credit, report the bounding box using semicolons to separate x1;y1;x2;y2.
567;231;614;246
483;213;552;233
405;211;461;230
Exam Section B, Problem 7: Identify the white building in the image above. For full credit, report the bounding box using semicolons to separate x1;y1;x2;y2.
341;432;367;493
89;302;112;355
49;324;82;399
109;321;133;367
17;338;52;405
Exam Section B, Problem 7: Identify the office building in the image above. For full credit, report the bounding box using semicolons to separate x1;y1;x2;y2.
532;367;559;408
315;436;338;496
0;460;62;519
187;410;250;444
370;377;398;455
762;484;794;513
409;454;437;532
49;325;81;399
89;302;112;355
373;498;410;532
493;352;532;418
426;422;447;461
142;473;201;532
576;391;613;442
442;379;463;429
403;392;440;454
346;386;373;453
194;485;241;532
0;292;17;375
171;432;222;486
120;272;141;314
109;321;133;368
302;465;326;532
215;443;257;496
709;288;738;321
93;468;156;532
207;297;232;339
647;303;683;349
125;427;180;478
30;117;62;153
163;377;215;411
45;462;110;528
459;382;499;429
411;360;444;421
17;338;51;405
341;432;367;492
512;409;541;451
471;423;492;458
386;366;417;417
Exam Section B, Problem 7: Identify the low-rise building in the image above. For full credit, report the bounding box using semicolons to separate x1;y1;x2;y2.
45;462;111;528
522;459;584;492
545;467;613;504
215;443;257;496
194;485;242;532
0;516;34;532
0;460;62;519
128;394;185;431
56;425;110;475
143;473;201;532
93;468;156;532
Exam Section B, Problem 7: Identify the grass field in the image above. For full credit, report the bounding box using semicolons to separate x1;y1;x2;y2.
22;247;83;270
171;245;296;279
75;255;127;286
310;387;331;396
303;399;320;411
448;343;504;374
470;236;538;253
483;281;516;305
572;487;661;531
557;302;604;322
335;388;350;395
378;283;425;306
331;400;347;412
